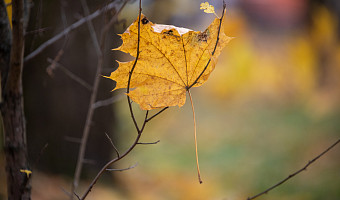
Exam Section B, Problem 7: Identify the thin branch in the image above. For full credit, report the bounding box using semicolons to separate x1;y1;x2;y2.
106;163;138;172
187;1;226;90
46;58;93;91
74;192;81;200
80;1;143;199
139;110;149;134
126;0;143;133
92;95;123;109
105;132;120;158
46;49;64;76
146;107;169;122
80;130;143;200
137;140;160;145
80;0;101;56
60;186;72;198
247;138;340;200
70;1;128;198
25;27;51;35
24;1;122;62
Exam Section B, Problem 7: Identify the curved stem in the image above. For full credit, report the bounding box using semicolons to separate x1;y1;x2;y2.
188;90;202;184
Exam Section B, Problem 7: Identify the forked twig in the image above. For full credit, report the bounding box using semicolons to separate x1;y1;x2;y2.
105;132;120;158
146;107;169;122
247;138;340;200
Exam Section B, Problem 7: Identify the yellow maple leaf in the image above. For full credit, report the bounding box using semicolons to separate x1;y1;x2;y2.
107;11;232;110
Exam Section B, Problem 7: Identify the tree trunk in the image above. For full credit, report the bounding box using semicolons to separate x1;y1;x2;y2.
0;0;31;199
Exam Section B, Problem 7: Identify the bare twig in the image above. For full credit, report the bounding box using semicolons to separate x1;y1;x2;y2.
46;49;64;76
24;1;123;62
247;138;340;200
92;95;123;109
80;130;143;200
146;107;169;122
46;58;93;91
106;163;138;172
70;1;128;198
79;1;143;199
80;0;101;56
60;186;72;198
105;132;120;158
74;192;81;200
26;27;51;35
137;140;160;145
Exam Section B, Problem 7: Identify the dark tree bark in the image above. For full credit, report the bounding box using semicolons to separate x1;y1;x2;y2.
0;0;11;87
0;0;31;199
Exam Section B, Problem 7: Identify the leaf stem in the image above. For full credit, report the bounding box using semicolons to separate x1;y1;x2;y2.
188;90;203;184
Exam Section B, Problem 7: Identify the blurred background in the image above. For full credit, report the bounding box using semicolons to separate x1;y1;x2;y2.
1;0;340;199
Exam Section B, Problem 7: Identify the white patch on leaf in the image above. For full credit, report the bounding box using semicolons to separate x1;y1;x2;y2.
152;24;192;36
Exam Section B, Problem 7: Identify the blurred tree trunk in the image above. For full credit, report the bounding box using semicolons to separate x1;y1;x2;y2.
0;0;31;199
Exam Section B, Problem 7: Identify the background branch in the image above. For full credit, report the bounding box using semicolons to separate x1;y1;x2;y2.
24;1;123;62
70;0;128;199
247;138;340;200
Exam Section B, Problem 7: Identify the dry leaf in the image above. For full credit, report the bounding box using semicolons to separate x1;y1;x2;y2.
200;2;215;14
107;12;232;110
20;169;32;178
